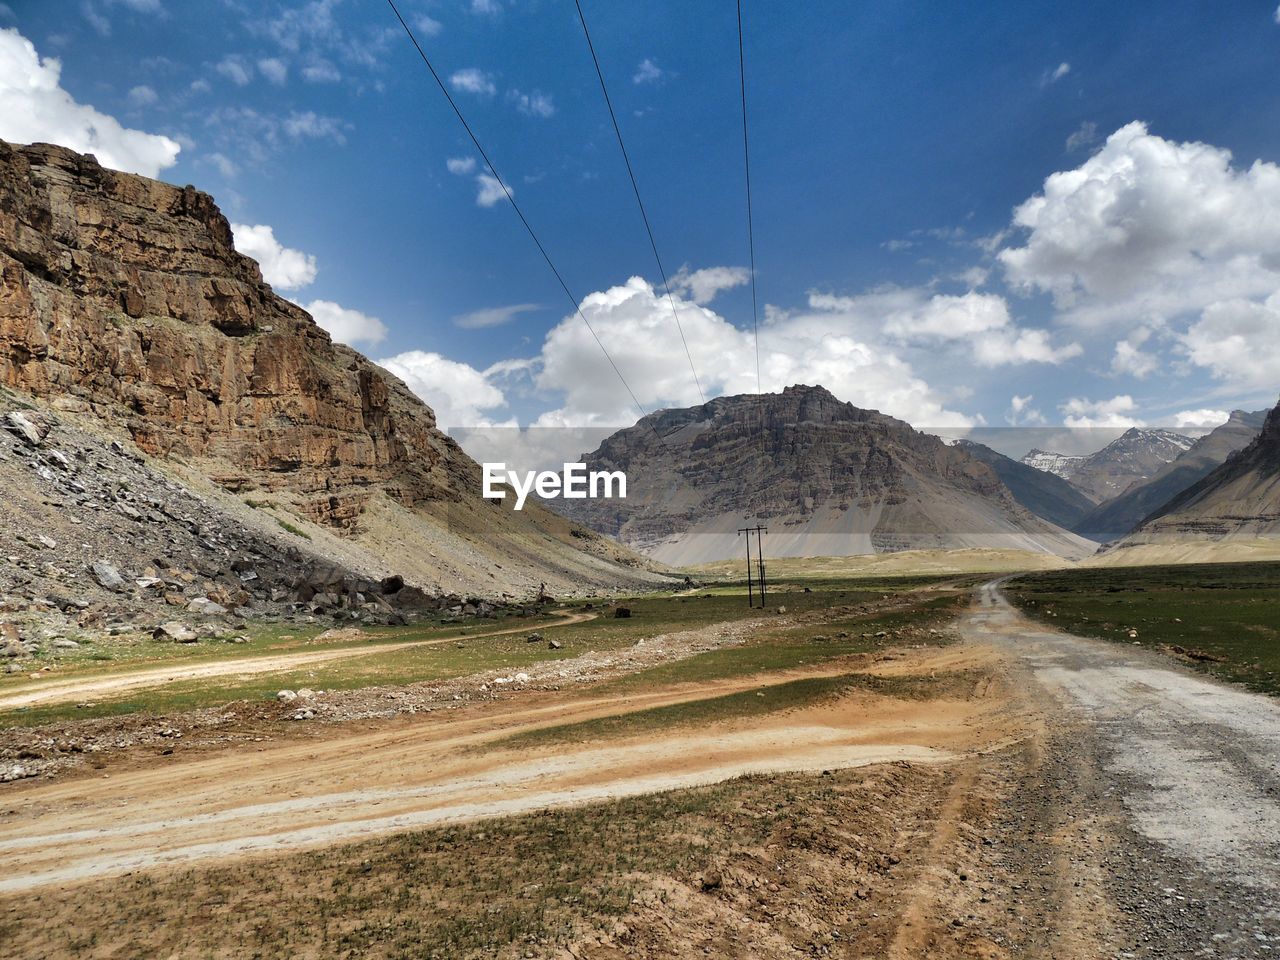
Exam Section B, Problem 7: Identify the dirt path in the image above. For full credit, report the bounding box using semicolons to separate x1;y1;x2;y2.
966;580;1280;957
0;610;598;711
0;641;1012;893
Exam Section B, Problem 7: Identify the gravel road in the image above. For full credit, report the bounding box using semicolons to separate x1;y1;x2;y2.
976;580;1280;958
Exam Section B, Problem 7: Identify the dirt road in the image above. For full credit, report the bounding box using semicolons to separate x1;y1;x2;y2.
966;580;1280;957
0;610;598;711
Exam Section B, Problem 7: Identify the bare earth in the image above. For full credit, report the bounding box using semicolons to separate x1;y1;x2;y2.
2;582;1279;957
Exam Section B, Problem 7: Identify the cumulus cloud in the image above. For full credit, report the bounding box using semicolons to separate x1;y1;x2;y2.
530;276;976;429
453;303;540;329
449;67;496;96
474;173;510;207
1006;394;1046;426
807;288;1080;367
1170;408;1228;430
0;28;180;178
377;350;513;432
304;299;388;348
230;223;318;290
1181;293;1280;389
446;156;476;175
1059;395;1144;429
414;14;442;36
1110;326;1159;378
672;265;750;304
508;88;555;118
1000;122;1280;329
633;58;663;84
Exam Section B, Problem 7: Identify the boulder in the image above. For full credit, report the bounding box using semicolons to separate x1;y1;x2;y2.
153;622;197;642
525;632;544;643
186;597;229;615
276;689;297;703
90;562;125;592
3;411;47;447
614;607;632;619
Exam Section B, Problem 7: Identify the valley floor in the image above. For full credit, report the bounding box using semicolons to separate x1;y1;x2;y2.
1;577;1279;957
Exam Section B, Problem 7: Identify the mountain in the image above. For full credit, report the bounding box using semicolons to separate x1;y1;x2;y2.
1113;397;1280;547
1021;428;1195;502
1073;410;1268;541
953;439;1096;530
0;138;665;605
1021;449;1083;479
554;385;1095;566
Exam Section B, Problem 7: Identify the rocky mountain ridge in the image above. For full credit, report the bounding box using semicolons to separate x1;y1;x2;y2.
1073;410;1268;541
1021;428;1195;502
0;138;667;603
554;385;1094;565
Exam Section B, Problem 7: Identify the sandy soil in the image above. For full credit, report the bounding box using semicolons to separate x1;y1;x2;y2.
0;639;1010;893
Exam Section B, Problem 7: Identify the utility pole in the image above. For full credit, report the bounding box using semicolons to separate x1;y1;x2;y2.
737;526;756;607
754;523;768;605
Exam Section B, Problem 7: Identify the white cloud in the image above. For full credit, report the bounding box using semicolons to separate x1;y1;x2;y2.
446;156;476;175
530;276;976;429
1065;120;1097;152
231;223;318;290
0;28;180;178
305;299;388;348
112;0;163;11
1170;408;1228;430
1060;395;1144;429
672;265;750;304
1042;62;1070;85
258;57;288;85
127;84;157;107
807;288;1081;367
414;14;443;36
1006;394;1046;426
377;350;513;432
1000;122;1280;330
301;59;340;83
1274;4;1280;25
449;67;496;97
509;88;555;118
470;0;501;15
1110;326;1158;378
475;173;509;207
82;3;111;36
453;303;540;329
1181;293;1280;389
633;58;663;85
208;152;237;177
216;55;253;86
282;110;346;142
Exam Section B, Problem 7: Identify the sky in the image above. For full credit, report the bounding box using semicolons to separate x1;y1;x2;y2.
3;0;1280;460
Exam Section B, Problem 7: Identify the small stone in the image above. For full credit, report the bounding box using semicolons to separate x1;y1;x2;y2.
153;622;197;643
3;411;47;447
613;606;632;619
276;689;298;703
525;632;543;643
90;561;125;591
548;639;562;650
37;535;56;550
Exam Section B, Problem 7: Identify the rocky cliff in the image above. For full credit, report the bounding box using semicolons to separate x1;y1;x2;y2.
0;138;663;598
555;385;1094;565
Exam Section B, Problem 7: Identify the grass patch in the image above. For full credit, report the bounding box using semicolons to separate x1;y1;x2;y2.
276;517;312;540
1008;561;1280;697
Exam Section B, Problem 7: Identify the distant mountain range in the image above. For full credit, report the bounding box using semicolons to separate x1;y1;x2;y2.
1116;400;1280;545
1073;410;1268;541
554;385;1094;566
1021;429;1196;503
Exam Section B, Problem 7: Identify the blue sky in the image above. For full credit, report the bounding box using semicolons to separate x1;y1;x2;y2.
4;0;1280;454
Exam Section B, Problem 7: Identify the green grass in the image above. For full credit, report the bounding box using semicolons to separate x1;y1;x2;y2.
276;517;312;540
1007;562;1280;696
1;575;971;728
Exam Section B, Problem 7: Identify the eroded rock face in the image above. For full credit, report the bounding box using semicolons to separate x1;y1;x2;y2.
0;139;461;528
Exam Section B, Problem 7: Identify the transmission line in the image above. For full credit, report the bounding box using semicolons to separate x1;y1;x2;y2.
384;0;664;441
573;0;706;406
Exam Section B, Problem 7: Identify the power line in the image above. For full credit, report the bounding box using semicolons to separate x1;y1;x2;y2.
384;0;663;440
573;0;706;406
736;0;762;398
